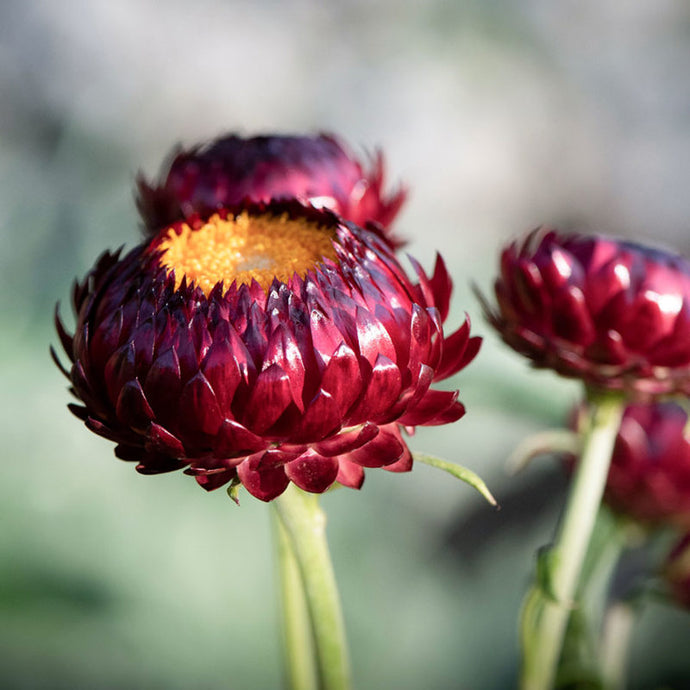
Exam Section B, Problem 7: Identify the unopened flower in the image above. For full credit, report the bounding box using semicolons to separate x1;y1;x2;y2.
54;201;479;501
664;532;690;610
482;228;690;397
595;401;690;527
136;133;407;247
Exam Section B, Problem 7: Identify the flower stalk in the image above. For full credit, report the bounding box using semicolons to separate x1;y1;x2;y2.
600;601;636;690
273;512;319;690
519;390;625;690
272;485;351;690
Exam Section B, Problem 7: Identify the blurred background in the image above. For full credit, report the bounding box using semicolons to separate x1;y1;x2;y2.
2;1;690;688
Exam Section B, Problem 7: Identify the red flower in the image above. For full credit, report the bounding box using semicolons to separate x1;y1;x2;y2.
54;201;479;501
482;228;690;397
664;532;690;609
136;133;407;247
599;401;690;527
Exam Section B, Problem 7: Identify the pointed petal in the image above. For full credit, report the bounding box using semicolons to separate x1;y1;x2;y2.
320;343;363;416
103;342;136;406
146;422;186;457
354;306;396;364
285;451;340;493
215;419;268;457
201;338;242;414
54;304;75;361
346;426;404;468
335;458;366;489
237;452;290;501
398;389;464;426
194;468;238;491
263;325;306;411
315;422;379;456
144;348;182;421
50;345;71;380
382;426;413;473
350;354;402;422
115;378;155;431
291;389;342;443
177;372;224;436
243;363;293;433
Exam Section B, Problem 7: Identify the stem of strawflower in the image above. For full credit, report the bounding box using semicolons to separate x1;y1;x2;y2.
273;511;319;690
272;484;351;690
519;390;625;690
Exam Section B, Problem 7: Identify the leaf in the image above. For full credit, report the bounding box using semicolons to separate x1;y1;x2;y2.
412;453;498;507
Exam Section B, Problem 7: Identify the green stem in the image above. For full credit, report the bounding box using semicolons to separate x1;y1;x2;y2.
557;509;629;686
600;601;635;690
273;511;319;690
272;484;351;690
519;391;625;690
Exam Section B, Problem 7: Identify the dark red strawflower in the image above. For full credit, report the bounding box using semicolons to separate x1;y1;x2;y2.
136;133;407;248
596;401;690;527
664;532;690;610
482;228;690;397
53;201;479;501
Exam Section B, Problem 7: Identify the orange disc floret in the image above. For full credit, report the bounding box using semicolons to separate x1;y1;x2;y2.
156;211;337;294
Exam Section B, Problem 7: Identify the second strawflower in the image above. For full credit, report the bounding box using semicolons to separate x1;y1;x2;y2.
136;133;407;247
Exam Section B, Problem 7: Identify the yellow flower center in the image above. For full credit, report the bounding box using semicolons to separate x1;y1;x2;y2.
157;211;338;294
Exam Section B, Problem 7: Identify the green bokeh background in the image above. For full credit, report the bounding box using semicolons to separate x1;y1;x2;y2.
2;1;690;688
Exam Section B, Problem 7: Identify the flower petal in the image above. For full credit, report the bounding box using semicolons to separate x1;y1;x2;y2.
346;426;404;468
243;363;294;434
237;452;290;501
285;450;340;493
314;422;379;457
177;372;224;436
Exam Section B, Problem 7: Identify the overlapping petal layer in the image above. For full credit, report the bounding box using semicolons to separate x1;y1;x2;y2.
600;402;690;527
54;201;479;501
137;133;407;247
484;228;690;396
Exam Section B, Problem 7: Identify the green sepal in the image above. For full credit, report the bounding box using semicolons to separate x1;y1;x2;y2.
226;477;242;505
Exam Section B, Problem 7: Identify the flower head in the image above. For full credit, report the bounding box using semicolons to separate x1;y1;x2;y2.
54;201;479;501
136;133;407;247
595;401;690;527
483;228;690;397
664;532;690;610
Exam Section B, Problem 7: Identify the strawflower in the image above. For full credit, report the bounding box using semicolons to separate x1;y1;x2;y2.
136;133;407;247
53;200;479;502
481;226;690;690
482;228;690;398
600;401;690;529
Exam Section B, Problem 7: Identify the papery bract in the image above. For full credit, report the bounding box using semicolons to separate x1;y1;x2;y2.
483;228;690;397
593;401;690;527
137;133;407;247
54;201;479;501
